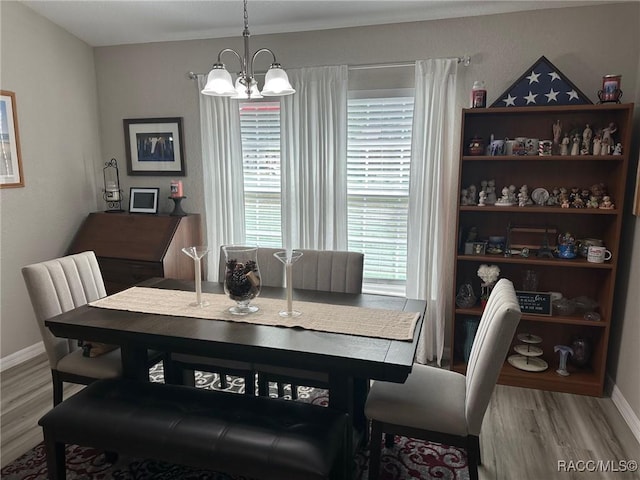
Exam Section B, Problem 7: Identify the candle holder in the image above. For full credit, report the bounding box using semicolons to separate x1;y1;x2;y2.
274;251;303;317
169;196;187;216
181;246;210;307
102;158;123;212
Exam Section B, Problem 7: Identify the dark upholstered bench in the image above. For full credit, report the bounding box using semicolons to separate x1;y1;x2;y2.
39;378;351;480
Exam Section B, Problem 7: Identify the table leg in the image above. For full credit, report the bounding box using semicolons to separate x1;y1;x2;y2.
353;377;370;443
329;373;357;480
120;346;150;381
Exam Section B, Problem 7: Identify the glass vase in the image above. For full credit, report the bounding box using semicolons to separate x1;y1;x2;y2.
274;250;303;317
222;246;261;315
181;246;210;307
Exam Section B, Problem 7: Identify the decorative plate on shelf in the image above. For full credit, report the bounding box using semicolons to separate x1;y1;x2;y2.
508;354;549;372
517;333;542;344
514;344;543;357
531;188;549;206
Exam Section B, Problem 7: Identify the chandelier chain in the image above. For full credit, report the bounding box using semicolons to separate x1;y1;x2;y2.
243;0;249;32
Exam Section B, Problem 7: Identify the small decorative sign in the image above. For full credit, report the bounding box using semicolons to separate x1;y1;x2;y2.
516;291;552;316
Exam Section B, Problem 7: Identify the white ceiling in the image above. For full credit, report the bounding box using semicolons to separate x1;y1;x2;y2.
20;0;607;48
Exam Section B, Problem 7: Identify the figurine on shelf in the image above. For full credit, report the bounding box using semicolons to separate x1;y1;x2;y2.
590;183;606;201
560;133;570;156
496;186;514;206
460;188;470;205
599;195;615;209
582;124;592;153
553;120;562;146
613;143;623;155
592;133;602;155
570;133;580;156
601;122;617;146
478;190;487;206
518;185;531;207
508;185;517;204
580;189;591;204
572;196;585;208
468;184;477;205
485;179;497;205
587;195;600;208
547;187;560;206
561;197;570;208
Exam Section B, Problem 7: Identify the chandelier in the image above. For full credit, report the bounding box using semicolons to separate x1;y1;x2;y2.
201;0;295;99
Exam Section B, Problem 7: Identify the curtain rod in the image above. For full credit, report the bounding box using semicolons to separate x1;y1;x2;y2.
187;55;470;79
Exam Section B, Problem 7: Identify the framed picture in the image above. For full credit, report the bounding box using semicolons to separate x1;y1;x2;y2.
471;242;487;255
124;117;185;176
0;90;24;188
129;187;159;214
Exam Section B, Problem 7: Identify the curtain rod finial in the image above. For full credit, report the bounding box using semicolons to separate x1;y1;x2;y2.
188;71;198;80
459;55;471;67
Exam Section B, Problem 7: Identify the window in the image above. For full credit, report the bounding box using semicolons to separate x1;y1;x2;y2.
238;92;414;294
347;95;413;293
239;101;282;247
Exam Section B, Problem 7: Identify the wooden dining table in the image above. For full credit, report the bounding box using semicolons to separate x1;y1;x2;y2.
44;277;425;443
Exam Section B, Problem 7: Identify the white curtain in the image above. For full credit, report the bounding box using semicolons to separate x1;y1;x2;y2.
198;75;245;281
280;65;349;252
406;59;462;365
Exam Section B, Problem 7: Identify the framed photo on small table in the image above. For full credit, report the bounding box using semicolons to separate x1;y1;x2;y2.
129;187;159;214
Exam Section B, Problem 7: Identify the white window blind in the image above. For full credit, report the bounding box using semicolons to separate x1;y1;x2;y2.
347;97;413;288
239;101;282;247
237;94;413;294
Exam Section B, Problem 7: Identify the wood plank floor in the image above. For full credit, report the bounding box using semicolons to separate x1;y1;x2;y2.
1;352;639;479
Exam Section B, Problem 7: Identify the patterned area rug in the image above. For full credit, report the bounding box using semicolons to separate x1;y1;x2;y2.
1;366;470;480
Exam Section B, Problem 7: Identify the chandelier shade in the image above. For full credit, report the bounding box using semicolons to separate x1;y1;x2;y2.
200;0;295;100
200;67;237;96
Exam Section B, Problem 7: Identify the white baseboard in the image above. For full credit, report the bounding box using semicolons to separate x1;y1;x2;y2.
0;341;44;372
608;375;640;445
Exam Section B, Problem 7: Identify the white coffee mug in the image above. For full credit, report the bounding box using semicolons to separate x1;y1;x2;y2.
587;245;612;263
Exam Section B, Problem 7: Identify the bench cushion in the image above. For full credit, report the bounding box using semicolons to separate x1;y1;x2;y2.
39;379;349;480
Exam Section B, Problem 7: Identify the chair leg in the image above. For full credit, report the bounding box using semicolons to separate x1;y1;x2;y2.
51;371;63;406
471;435;481;465
219;374;229;389
467;435;480;480
244;372;256;395
384;433;395;448
291;383;299;400
368;420;383;480
257;378;268;397
277;382;286;398
180;368;196;387
43;431;66;480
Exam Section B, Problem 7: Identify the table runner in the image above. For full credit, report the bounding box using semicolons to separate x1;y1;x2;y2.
89;287;420;341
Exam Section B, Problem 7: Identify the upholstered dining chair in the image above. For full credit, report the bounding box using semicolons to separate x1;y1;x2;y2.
364;278;521;480
165;246;285;394
256;249;364;399
21;251;165;406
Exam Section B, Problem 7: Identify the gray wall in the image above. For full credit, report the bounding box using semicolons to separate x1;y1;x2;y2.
0;1;101;357
1;2;638;417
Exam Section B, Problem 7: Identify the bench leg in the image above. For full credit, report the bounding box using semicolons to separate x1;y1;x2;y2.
43;431;66;480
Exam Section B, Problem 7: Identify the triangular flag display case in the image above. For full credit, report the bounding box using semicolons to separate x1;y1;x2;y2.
491;56;592;107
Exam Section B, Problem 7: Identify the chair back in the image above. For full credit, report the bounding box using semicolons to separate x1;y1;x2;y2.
22;251;107;369
218;246;285;288
294;249;364;294
465;278;521;435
